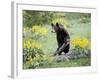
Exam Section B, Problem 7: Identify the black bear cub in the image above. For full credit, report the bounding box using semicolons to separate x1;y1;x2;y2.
51;22;70;56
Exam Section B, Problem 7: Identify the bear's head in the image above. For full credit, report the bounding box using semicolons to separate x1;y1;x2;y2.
51;22;60;33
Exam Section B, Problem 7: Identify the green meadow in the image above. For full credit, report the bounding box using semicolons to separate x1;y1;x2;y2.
23;11;91;69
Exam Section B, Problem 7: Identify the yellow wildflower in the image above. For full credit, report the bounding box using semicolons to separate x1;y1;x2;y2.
26;40;31;48
72;38;90;48
43;54;46;59
35;43;42;49
31;42;35;49
32;25;48;35
23;42;26;48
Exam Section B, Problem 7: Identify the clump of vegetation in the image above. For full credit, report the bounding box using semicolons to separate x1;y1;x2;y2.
23;25;49;69
71;37;91;57
23;25;55;69
71;37;90;48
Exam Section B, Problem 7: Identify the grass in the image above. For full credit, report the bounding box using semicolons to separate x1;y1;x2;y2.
38;57;91;68
23;16;91;69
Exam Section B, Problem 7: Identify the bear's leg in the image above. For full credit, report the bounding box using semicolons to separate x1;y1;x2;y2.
58;52;62;55
64;44;70;55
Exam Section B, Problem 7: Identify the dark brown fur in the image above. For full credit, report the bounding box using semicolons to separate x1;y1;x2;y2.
51;23;70;55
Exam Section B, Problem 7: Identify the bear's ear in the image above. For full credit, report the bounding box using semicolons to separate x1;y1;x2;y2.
51;23;54;27
56;22;59;26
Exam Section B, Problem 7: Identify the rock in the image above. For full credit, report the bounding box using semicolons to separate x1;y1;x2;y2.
54;49;90;62
55;55;69;62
